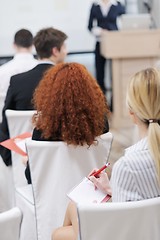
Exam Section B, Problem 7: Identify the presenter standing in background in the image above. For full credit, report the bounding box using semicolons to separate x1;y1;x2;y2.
88;0;125;106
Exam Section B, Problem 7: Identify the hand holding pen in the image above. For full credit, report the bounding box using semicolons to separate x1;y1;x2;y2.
92;162;110;177
88;162;110;178
88;162;112;196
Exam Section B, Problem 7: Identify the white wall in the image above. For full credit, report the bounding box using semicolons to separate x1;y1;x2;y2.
137;0;160;28
126;0;138;13
0;0;95;56
151;0;160;28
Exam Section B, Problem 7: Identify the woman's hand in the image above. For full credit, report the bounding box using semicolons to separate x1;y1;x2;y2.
92;26;103;37
87;168;99;178
88;172;112;196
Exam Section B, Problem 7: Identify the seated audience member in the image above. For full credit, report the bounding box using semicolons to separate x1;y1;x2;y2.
52;67;160;240
25;62;110;184
0;29;38;95
0;27;68;166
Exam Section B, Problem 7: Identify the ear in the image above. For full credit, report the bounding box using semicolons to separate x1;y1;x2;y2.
52;47;59;57
128;109;138;124
13;43;17;50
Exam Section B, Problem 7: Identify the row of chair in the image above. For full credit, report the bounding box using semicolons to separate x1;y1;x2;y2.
1;110;160;240
1;193;160;240
2;109;113;240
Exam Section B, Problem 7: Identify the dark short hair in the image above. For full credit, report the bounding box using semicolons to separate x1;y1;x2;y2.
33;27;68;58
14;29;33;48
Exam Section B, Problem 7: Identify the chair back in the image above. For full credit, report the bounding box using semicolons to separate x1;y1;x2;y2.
77;197;160;240
26;132;113;240
0;207;22;240
5;109;36;137
5;109;36;187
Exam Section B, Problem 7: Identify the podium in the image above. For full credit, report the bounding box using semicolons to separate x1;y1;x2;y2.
101;29;160;128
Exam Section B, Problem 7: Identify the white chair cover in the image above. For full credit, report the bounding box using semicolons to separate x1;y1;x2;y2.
5;109;36;187
0;110;35;213
0;207;22;240
17;132;113;240
77;197;160;240
5;110;36;137
0;157;14;212
15;185;36;240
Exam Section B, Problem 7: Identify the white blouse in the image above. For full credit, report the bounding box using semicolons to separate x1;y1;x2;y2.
111;137;160;202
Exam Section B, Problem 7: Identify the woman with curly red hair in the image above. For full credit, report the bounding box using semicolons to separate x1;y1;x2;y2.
25;62;110;183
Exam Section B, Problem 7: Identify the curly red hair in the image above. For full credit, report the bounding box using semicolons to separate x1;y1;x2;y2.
32;62;110;146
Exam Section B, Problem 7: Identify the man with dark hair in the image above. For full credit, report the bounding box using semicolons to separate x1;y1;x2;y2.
0;27;68;166
0;29;38;95
14;29;34;48
34;27;67;61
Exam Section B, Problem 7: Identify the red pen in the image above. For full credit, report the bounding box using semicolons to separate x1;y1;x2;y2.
92;162;110;177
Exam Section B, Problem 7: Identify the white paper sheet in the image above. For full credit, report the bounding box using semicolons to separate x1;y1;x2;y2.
67;177;109;204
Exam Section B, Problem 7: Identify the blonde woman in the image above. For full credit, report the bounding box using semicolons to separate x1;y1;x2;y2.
53;68;160;240
91;67;160;201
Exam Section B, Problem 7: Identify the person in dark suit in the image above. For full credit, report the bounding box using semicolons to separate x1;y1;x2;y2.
0;27;68;166
88;0;125;97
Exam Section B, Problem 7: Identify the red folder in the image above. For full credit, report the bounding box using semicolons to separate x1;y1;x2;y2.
0;132;32;156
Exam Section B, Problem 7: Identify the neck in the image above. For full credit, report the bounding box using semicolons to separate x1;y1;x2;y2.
15;46;32;54
136;121;148;139
101;0;110;4
38;56;55;64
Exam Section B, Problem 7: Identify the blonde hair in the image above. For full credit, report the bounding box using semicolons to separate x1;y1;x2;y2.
126;68;160;181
